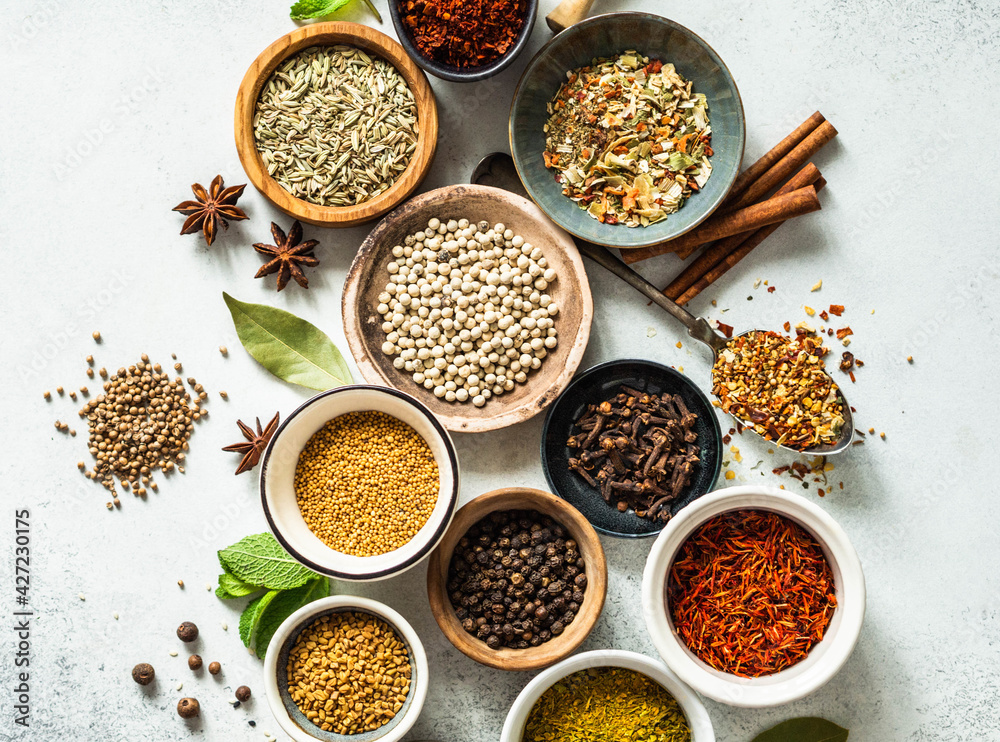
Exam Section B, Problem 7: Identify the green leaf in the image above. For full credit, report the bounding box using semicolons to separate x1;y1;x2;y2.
290;0;382;22
218;533;316;591
751;718;849;742
253;577;331;656
239;590;280;647
667;151;696;172
216;572;261;600
222;293;352;392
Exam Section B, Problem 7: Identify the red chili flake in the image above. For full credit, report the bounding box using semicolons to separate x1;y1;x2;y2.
782;321;791;333
818;488;825;497
668;510;837;677
722;434;732;445
819;310;829;321
716;321;734;338
835;326;853;340
400;0;528;68
839;351;855;372
828;304;844;316
855;359;864;367
767;286;776;293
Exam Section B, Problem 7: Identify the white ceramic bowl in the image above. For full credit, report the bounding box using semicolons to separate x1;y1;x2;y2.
501;649;714;742
264;595;428;742
260;385;460;581
642;485;866;707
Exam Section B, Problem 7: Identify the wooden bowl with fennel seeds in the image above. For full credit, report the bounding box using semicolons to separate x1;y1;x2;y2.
235;23;438;228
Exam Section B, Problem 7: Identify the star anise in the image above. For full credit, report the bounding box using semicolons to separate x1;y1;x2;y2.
173;175;248;246
253;221;320;291
222;413;280;475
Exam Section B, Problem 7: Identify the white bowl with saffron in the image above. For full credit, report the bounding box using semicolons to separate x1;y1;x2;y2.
260;385;460;581
642;485;866;707
264;595;428;742
501;649;714;742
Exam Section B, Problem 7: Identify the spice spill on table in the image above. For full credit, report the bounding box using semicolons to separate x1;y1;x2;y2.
668;509;836;677
544;52;712;227
447;510;587;649
522;666;691;741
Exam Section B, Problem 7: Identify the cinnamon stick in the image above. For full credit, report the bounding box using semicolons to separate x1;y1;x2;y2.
676;177;828;305
663;163;822;299
725;112;825;206
723;120;837;214
624;186;821;264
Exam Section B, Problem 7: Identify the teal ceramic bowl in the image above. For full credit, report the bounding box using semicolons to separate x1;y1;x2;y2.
509;13;745;250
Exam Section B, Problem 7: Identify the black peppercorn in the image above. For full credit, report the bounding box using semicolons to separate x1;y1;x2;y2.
177;698;200;718
486;635;501;649
575;573;588;588
235;686;251;702
177;621;199;643
131;663;155;685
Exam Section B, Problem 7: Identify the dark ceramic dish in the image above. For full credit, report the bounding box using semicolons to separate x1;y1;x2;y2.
388;0;538;82
541;360;723;538
510;12;745;249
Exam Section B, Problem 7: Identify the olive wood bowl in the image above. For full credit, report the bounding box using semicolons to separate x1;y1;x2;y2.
235;22;439;228
426;487;607;672
342;184;594;433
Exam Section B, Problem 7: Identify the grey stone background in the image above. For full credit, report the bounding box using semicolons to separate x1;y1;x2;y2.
1;0;998;740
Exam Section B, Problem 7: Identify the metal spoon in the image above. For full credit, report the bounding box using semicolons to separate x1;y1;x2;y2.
471;152;854;455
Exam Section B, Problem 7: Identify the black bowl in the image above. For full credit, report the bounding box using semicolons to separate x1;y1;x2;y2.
388;0;538;83
541;360;723;538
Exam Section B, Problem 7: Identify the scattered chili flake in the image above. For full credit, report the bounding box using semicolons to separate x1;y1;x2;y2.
716;321;734;338
835;327;853;341
768;286;777;293
828;304;844;316
839;352;855;372
819;310;829;321
668;510;837;677
783;321;791;333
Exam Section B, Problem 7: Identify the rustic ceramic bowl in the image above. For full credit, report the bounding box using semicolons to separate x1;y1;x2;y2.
342;184;593;433
260;385;459;581
541;359;723;538
510;12;745;249
389;0;538;82
426;487;607;671
501;650;714;742
642;485;866;707
264;595;428;742
235;22;438;227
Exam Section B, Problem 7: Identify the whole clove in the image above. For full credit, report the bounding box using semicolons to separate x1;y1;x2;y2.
567;385;701;522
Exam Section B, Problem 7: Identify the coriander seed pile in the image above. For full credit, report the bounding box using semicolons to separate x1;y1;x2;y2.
286;611;411;735
294;411;439;557
78;356;205;501
378;218;559;407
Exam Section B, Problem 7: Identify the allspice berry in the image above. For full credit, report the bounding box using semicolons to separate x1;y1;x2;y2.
177;697;200;719
235;685;251;702
177;621;199;642
208;661;221;675
131;663;155;685
188;654;203;671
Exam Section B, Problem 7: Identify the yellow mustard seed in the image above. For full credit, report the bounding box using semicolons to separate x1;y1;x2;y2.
294;411;439;557
286;611;411;736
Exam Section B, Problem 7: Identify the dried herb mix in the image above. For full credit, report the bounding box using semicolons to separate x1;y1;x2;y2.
253;45;418;207
522;667;691;742
544;52;712;227
669;510;836;677
567;385;701;522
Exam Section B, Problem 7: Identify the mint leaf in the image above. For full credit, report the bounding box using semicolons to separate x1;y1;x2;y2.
752;718;849;742
218;533;315;591
290;0;351;19
216;572;261;600
253;577;330;657
239;590;280;647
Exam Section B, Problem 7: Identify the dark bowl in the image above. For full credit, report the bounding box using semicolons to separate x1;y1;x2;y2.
541;359;723;538
388;0;538;83
510;12;745;249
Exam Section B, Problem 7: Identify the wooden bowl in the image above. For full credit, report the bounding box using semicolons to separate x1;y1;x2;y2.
426;487;607;672
234;23;438;228
342;184;593;433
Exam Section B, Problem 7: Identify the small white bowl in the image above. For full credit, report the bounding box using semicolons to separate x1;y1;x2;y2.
260;385;460;581
501;649;714;742
642;485;866;707
264;595;428;742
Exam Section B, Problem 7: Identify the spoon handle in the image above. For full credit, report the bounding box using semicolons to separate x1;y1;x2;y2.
575;241;728;352
546;0;597;33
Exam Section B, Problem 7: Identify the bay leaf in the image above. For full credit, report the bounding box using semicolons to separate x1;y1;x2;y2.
752;718;849;742
223;292;352;392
